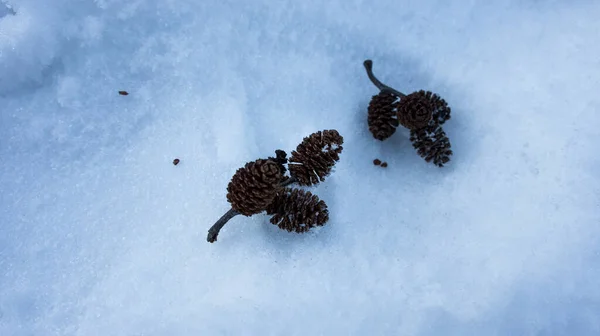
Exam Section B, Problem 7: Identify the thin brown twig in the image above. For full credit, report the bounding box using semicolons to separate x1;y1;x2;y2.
207;208;240;243
363;60;406;98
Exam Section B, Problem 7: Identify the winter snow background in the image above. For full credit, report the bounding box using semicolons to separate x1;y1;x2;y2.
1;0;599;335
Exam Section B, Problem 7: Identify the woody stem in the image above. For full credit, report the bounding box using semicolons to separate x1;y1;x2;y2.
363;60;406;98
207;208;239;243
206;177;298;243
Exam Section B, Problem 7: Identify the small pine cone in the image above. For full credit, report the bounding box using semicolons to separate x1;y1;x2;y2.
409;125;453;167
397;91;434;130
266;188;329;233
226;159;283;216
418;90;451;126
367;92;400;141
289;129;344;186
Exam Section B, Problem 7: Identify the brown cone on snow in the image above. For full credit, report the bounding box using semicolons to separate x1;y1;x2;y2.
419;90;452;126
266;188;329;233
289;129;344;186
406;90;453;167
368;92;400;141
409;125;453;167
396;91;434;130
226;159;283;216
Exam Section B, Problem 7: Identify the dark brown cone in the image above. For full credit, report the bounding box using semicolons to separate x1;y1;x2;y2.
405;90;453;166
397;91;434;130
266;188;329;233
289;129;344;186
288;130;344;186
418;90;451;126
226;159;283;216
409;125;453;167
367;92;400;141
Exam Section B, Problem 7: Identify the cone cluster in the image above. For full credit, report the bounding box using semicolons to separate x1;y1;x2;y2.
208;59;459;244
364;61;454;167
216;129;343;241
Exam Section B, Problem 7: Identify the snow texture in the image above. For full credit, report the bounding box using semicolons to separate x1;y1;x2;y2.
1;0;599;335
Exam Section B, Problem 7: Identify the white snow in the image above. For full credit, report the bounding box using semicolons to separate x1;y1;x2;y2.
1;0;599;335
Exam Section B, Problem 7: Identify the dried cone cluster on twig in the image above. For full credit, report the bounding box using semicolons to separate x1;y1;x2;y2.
208;129;343;243
364;60;453;167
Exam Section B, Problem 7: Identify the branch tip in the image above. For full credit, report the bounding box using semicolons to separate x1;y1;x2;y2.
362;59;406;98
207;208;240;243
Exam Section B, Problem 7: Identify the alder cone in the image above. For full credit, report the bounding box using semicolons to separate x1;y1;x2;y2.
289;129;344;186
367;92;399;141
409;126;453;167
397;91;434;130
420;90;451;126
406;90;453;167
266;188;329;233
226;159;282;216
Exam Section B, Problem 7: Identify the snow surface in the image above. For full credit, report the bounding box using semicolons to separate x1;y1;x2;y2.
1;0;600;335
